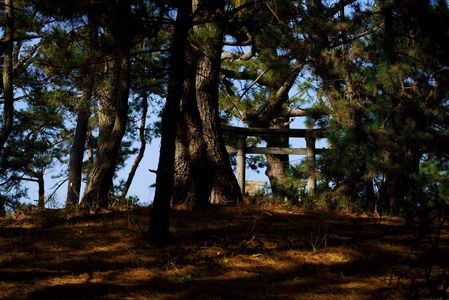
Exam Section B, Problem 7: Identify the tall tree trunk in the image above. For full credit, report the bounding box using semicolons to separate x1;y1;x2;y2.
81;0;132;210
66;9;98;208
194;0;242;205
149;1;192;244
173;46;212;209
173;0;241;209
120;94;148;199
0;0;14;151
81;53;130;209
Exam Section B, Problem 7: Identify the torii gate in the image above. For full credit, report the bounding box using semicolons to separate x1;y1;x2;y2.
221;125;326;195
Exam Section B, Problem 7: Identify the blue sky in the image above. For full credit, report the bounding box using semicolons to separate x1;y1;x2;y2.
24;113;326;208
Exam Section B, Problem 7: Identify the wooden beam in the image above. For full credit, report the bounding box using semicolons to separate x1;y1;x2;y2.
279;108;307;117
221;124;325;138
226;146;327;155
248;147;307;155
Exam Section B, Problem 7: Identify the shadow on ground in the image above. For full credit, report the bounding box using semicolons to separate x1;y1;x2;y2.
0;205;447;299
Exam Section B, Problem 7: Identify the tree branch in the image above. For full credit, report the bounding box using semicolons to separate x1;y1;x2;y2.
279;108;307;117
221;33;256;61
223;32;252;46
221;48;255;61
0;34;42;47
275;62;303;99
220;68;268;85
13;42;42;75
46;177;68;204
328;0;358;16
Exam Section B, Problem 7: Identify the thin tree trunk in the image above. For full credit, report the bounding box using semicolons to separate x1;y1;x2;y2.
120;94;148;199
365;178;377;215
37;172;45;209
0;195;6;218
149;0;191;244
0;0;14;151
66;9;98;208
66;110;90;207
0;195;6;217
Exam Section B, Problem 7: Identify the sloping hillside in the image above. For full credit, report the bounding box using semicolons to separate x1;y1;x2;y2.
0;205;447;299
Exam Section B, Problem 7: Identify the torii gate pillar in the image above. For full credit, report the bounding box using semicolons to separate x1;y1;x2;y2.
236;136;246;196
306;132;317;194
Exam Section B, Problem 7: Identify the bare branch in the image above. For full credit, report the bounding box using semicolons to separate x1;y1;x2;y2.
279;108;307;117
46;178;69;204
220;68;265;84
0;34;42;46
275;62;303;99
239;69;269;100
13;42;42;75
221;33;256;61
223;32;252;46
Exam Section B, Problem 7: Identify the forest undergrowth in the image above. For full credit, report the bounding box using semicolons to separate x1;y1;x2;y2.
0;203;448;299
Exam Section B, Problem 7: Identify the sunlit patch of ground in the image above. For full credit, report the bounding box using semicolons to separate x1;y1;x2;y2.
0;204;447;299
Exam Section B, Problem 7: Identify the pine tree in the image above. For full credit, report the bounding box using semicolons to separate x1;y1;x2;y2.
172;0;245;209
149;0;192;244
81;0;134;210
305;0;449;217
0;0;14;151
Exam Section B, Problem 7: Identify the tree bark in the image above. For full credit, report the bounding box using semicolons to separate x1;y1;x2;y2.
86;128;95;168
194;0;242;205
81;1;132;210
81;51;130;209
0;195;5;217
66;109;90;207
264;118;290;201
120;94;148;199
173;117;190;206
37;172;45;209
173;46;195;208
173;46;212;209
149;0;192;244
0;0;14;151
172;0;242;208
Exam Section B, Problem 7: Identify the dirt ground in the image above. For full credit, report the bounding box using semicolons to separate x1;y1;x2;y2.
0;204;447;299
